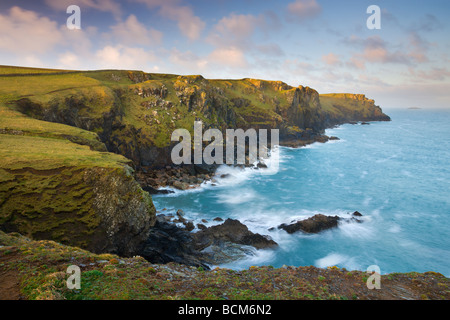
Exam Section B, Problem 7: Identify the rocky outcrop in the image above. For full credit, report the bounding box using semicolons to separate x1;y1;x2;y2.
278;212;363;234
82;166;156;256
139;216;277;267
193;219;278;250
278;214;341;234
139;216;209;269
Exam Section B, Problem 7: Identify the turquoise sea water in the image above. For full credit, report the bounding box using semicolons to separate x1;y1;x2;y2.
152;109;450;276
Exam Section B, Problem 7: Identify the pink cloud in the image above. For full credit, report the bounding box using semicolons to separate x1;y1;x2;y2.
287;0;322;20
322;53;340;66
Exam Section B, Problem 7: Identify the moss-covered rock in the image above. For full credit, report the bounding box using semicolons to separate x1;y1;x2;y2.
0;108;156;256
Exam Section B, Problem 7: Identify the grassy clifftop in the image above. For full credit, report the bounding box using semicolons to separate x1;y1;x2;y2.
0;65;389;169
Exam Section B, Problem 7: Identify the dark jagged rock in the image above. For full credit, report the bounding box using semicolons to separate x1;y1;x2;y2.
278;212;365;234
139;216;209;269
193;219;278;251
140;217;277;267
278;214;341;234
352;211;363;217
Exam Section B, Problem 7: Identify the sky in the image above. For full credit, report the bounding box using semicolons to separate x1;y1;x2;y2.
1;0;449;109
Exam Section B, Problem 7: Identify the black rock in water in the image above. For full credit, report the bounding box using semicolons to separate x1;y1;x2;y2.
142;186;174;195
278;214;341;234
139;216;209;269
193;219;278;251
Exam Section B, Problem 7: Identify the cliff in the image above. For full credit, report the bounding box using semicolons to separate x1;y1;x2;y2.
0;65;389;261
0;66;390;170
0;100;156;256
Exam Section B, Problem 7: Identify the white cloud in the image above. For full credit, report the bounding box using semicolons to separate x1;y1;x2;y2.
0;6;63;54
57;52;83;70
159;5;205;41
208;47;248;69
110;14;163;46
95;45;156;70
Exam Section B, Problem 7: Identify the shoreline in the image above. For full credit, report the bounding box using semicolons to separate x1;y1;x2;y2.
134;121;382;270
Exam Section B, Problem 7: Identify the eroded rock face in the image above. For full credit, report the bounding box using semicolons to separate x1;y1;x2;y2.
0;164;156;258
83;166;156;256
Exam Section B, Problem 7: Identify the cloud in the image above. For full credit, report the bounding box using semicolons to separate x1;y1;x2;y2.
287;0;322;20
110;14;163;46
407;31;431;63
409;67;450;82
215;13;263;40
345;35;418;68
57;52;83;69
131;0;205;40
415;14;443;32
169;48;208;71
45;0;122;19
208;47;248;69
95;45;157;70
0;6;63;54
322;53;340;66
207;11;283;65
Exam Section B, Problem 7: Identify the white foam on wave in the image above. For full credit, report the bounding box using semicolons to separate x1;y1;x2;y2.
217;247;277;270
315;252;360;270
338;219;375;239
217;189;258;205
388;223;402;233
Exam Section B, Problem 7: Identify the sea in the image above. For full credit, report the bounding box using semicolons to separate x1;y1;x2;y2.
152;109;450;276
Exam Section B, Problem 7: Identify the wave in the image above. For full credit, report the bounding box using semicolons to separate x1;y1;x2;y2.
315;252;360;270
217;189;258;205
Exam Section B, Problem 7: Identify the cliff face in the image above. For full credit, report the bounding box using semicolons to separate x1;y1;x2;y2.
320;93;391;127
3;69;389;169
0;101;156;256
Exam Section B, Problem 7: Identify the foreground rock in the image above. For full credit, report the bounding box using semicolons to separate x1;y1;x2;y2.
193;219;278;250
139;216;209;269
278;212;363;234
140;216;278;267
192;219;278;265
